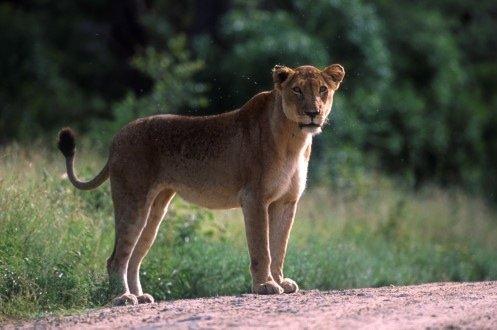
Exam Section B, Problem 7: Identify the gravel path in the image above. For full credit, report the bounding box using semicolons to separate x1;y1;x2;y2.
6;281;497;329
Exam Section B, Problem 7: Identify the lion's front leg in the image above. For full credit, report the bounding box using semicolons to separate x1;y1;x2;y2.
241;195;284;295
269;200;299;293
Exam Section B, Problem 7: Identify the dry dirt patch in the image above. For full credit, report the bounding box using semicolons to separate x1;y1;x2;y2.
6;281;497;329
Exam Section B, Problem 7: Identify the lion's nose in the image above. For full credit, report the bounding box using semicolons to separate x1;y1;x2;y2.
304;110;320;119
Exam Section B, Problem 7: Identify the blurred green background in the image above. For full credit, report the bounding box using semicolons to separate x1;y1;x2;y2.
1;0;497;320
2;0;497;197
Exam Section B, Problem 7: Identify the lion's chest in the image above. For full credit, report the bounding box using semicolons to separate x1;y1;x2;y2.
265;151;309;201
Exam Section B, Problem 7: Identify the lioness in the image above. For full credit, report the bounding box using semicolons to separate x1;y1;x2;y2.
58;64;345;306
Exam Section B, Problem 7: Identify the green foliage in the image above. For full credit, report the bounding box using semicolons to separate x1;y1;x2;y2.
91;36;207;142
367;2;487;190
1;0;497;198
1;148;497;320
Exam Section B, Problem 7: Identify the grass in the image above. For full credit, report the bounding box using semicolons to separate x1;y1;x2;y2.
1;143;497;320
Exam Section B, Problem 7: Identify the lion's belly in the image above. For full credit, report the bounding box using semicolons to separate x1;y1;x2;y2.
176;186;240;209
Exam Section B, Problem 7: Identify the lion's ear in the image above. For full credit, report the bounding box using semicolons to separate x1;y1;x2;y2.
272;65;294;87
323;64;345;88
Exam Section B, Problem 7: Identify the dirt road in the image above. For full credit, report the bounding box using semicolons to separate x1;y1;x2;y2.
8;281;497;329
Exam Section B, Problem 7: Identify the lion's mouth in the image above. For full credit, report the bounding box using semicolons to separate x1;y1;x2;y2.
299;123;321;129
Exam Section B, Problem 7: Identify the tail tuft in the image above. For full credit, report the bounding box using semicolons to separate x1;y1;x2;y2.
58;127;76;158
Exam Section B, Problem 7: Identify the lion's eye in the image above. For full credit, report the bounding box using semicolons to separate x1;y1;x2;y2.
319;86;328;94
292;86;302;94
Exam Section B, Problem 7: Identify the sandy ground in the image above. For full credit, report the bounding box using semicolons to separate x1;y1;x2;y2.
6;281;497;329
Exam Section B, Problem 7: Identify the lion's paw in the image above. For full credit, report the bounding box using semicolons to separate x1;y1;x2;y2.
253;280;284;295
137;293;155;304
280;278;299;293
112;293;138;306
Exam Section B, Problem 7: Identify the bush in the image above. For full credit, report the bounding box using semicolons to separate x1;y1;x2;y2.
91;35;207;143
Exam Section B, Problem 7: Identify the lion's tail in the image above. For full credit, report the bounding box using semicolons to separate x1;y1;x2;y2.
57;128;109;190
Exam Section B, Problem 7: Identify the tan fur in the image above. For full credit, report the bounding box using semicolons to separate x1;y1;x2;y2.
59;64;345;305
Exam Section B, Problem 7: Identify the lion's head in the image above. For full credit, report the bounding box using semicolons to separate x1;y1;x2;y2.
272;64;345;135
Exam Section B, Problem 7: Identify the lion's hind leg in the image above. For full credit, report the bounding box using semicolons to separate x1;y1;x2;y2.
127;189;175;304
106;186;151;306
